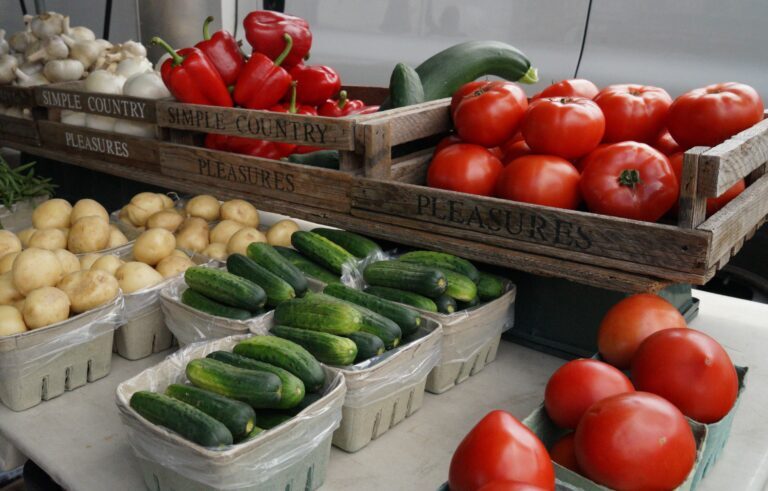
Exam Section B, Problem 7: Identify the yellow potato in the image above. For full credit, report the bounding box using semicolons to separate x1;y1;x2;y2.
79;253;102;270
115;261;164;294
12;298;25;312
28;228;67;250
122;203;152;227
59;227;70;241
32;199;72;229
12;248;63;295
202;243;228;261
175;226;208;253
90;255;124;275
130;192;165;216
53;249;80;275
266;219;300;247
158;193;175;209
210;220;244;245
0;252;19;274
0;305;26;336
0;230;22;257
133;228;176;266
0;273;23;305
180;217;209;231
156;255;195;278
186;195;220;221
23;286;70;329
226;228;267;255
170;249;190;259
220;199;259;227
107;225;129;248
57;270;119;313
68;216;110;253
146;209;184;232
16;228;36;248
70;199;109;224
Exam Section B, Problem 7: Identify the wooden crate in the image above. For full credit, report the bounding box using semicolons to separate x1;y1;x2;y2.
0;86;42;146
35;81;161;124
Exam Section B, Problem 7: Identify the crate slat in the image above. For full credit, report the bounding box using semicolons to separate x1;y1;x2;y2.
0;86;36;108
0;115;39;145
35;82;160;123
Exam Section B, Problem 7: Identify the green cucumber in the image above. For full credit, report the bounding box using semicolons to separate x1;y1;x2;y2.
274;296;363;335
180;289;252;320
226;254;296;306
185;358;282;409
274;246;340;284
441;269;478;302
363;261;446;298
286;391;324;415
164;384;255;440
130;391;233;447
398;251;480;283
415;41;537;102
364;286;438;312
346;331;385;362
233;336;326;393
323;283;421;338
435;294;457;314
311;228;382;259
285;149;340;169
241;425;265;442
291;231;357;275
457;296;480;310
255;411;293;429
246;243;308;296
477;271;506;301
388;62;425;109
184;267;266;311
206;351;305;409
271;325;357;366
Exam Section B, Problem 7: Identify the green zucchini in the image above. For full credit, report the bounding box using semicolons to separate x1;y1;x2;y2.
226;253;296;306
398;251;480;283
130;391;233;447
311;228;382;259
323;283;421;338
477;271;506;301
241;425;265;442
285;149;340;169
291;231;357;275
388;62;425;109
346;331;385;362
164;384;256;440
457;295;480;310
233;336;326;393
246;243;308;297
415;41;537;102
180;289;252;320
435;294;457;314
206;351;305;409
441;269;478;302
364;286;438;312
184;267;266;311
255;411;293;429
185;358;283;409
274;246;340;284
271;325;357;365
363;261;446;298
274;296;363;335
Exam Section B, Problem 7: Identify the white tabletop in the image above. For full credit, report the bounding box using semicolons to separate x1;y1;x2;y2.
0;290;766;491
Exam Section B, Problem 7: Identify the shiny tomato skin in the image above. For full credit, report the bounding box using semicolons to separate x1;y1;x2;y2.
501;139;532;164
597;293;687;369
478;481;549;491
451;80;487;115
654;129;683;155
580;142;678;222
667;82;764;148
668;152;745;217
435;134;462;154
495;156;581;210
549;433;580;473
632;328;738;423
522;97;605;159
593;84;672;143
488;146;505;160
454;81;529;147
545;359;634;429
575;392;697;491
427;144;503;196
573;143;610;172
449;410;556;491
533;79;599;100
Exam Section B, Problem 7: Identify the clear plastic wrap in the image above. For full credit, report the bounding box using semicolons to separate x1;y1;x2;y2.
115;334;346;491
0;195;48;232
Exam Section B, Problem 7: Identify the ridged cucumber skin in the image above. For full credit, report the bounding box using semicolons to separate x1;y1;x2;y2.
184;267;266;311
415;41;535;101
311;228;382;259
164;384;255;440
440;269;478;302
181;289;252;320
364;286;438;313
457;295;480;310
274;296;363;335
206;351;305;409
477;271;506;301
227;254;296;306
255;411;293;429
246;243;308;297
323;283;421;338
271;325;357;366
346;331;385;363
130;391;233;447
185;358;282;409
398;251;480;283
233;337;326;393
274;246;340;284
291;231;357;275
363;261;447;298
435;294;457;314
389;62;425;108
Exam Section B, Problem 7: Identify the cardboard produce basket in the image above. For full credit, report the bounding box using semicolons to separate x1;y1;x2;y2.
115;334;346;491
0;85;42;146
0;295;123;411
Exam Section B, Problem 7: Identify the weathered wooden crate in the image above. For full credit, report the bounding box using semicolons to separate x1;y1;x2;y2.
351;109;768;287
0;86;43;146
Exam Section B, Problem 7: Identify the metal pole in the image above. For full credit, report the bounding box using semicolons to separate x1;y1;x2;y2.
32;0;45;14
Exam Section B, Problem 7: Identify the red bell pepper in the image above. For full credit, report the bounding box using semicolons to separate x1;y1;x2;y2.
317;90;364;117
233;34;294;110
289;64;341;106
226;136;284;159
349;105;380;115
243;10;311;69
195;16;245;86
204;133;230;150
152;37;232;107
270;81;319;155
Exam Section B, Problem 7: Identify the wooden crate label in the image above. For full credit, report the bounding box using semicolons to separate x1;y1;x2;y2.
62;130;131;158
37;121;157;165
196;155;296;193
38;88;152;121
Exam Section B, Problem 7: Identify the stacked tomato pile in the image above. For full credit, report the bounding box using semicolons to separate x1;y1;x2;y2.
428;79;763;222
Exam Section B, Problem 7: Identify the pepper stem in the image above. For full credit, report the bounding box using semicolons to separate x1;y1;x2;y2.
288;81;298;114
519;66;539;84
151;36;183;66
203;16;214;41
618;169;643;188
337;90;348;110
274;34;293;67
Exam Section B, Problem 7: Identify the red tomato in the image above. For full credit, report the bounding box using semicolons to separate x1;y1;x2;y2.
668;152;746;217
522;97;605;159
478;481;549;491
435;134;462;154
667;82;764;149
495;156;581;210
597;293;687;369
572;143;609;172
501;139;532;164
654;129;683;155
451;80;487;115
532;79;599;100
575;392;697;491
488;146;504;160
544;359;634;429
593;84;672;143
427;144;503;196
549;433;580;473
449;410;555;491
632;328;738;423
579;142;678;221
454;81;528;147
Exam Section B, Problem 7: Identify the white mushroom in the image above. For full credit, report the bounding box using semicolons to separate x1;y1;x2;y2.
0;54;19;85
43;58;84;82
115;57;152;79
61;35;103;70
27;12;66;40
13;68;49;87
62;16;95;43
8;27;36;53
84;69;125;94
27;35;69;62
123;72;170;99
